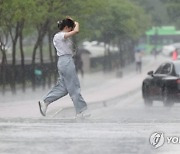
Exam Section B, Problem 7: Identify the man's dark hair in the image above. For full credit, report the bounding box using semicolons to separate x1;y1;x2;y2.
57;18;75;30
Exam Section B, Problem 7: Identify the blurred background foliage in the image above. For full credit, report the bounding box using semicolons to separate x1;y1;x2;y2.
0;0;179;93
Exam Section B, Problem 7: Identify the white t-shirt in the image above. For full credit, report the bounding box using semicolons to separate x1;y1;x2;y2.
53;32;73;56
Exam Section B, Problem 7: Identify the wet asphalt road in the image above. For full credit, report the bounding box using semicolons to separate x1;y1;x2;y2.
1;91;180;154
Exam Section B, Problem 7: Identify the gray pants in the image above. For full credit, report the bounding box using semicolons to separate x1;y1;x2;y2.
43;55;87;114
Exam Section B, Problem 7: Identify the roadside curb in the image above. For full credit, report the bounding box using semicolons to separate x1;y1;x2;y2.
52;87;141;118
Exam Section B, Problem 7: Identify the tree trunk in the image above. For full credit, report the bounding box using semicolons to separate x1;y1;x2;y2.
107;43;112;71
0;31;9;94
31;36;41;90
103;43;108;72
19;22;25;92
48;30;53;87
39;40;44;65
31;20;49;89
10;22;20;94
48;30;53;64
0;48;7;95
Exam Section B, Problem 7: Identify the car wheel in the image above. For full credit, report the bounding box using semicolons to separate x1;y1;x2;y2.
143;84;153;106
163;87;174;107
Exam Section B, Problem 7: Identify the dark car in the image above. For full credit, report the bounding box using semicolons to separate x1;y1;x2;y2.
142;61;180;107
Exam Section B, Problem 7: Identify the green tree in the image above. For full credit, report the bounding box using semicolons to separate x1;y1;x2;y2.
85;0;150;69
163;0;180;28
0;0;152;91
133;0;169;26
0;0;28;92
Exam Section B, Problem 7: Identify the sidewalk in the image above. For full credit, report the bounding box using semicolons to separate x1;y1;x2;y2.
80;55;168;103
0;55;168;118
